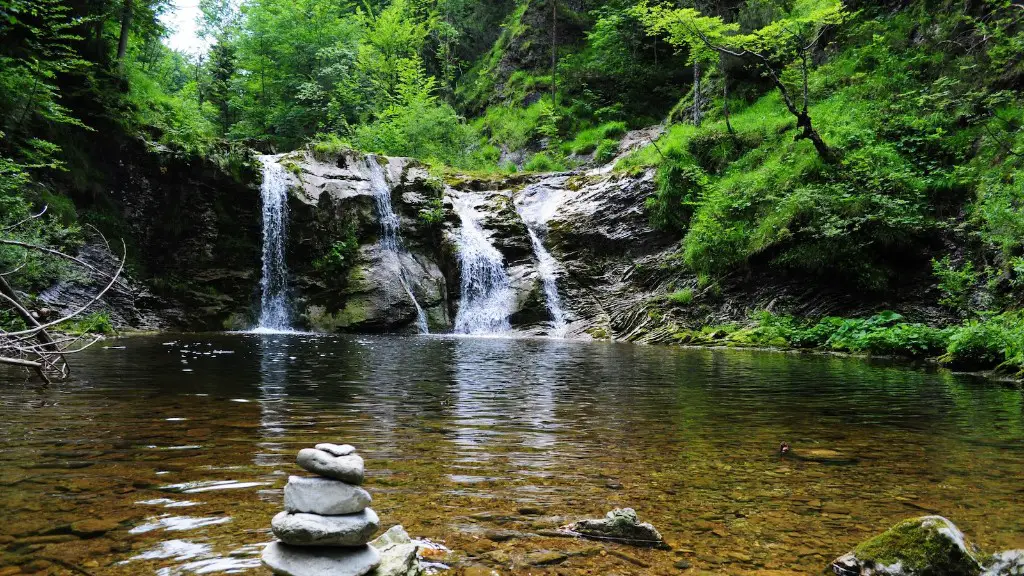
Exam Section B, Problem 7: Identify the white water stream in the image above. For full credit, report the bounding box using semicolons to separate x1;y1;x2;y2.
366;157;429;333
254;156;292;332
452;193;514;334
516;182;567;336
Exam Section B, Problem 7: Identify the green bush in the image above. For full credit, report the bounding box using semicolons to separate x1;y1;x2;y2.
314;230;360;279
931;256;978;312
524;152;562;172
59;312;115;336
943;312;1024;373
594;139;620;164
645;155;709;233
312;133;350;157
667;288;694;305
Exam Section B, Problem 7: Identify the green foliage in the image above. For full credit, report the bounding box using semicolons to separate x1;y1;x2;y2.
564;121;628;155
646;155;709;233
58;312;115;336
311;133;351;157
417;175;446;225
0;194;82;292
825;313;949;358
943;312;1024;374
524;152;564;173
667;288;694;305
314;230;360;279
718;311;949;358
351;57;477;166
932;256;979;312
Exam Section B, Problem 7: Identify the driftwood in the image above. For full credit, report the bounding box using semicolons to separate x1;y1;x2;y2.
1;207;126;384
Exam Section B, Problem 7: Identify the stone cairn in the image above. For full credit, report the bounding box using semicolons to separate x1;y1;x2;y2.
262;443;382;576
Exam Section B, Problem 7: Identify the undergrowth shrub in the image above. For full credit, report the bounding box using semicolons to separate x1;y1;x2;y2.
646;152;709;233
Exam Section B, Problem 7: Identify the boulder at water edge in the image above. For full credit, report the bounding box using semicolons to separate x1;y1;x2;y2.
564;508;667;549
830;516;984;576
285;475;372;515
296;448;365;484
262;542;380;576
272;509;380;547
370;525;421;576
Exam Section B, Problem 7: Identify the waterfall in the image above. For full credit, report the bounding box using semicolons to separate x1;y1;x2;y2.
365;157;429;334
452;193;514;334
516;181;567;336
255;156;292;332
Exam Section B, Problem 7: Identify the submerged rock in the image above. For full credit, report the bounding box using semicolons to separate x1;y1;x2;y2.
830;516;983;576
272;509;380;547
370;525;420;576
285;475;371;515
262;542;380;576
296;448;365;484
564;508;667;548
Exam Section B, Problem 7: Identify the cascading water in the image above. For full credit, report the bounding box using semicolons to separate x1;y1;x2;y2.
516;181;568;336
366;157;429;334
452;193;514;334
255;156;292;332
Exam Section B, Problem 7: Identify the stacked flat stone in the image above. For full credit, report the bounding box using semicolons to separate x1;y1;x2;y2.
262;444;381;576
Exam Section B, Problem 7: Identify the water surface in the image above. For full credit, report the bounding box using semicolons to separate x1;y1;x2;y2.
1;334;1022;575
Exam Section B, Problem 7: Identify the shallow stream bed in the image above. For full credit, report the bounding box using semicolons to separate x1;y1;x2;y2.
1;334;1022;575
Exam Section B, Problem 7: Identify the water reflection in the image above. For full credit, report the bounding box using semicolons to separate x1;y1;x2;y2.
0;334;1021;576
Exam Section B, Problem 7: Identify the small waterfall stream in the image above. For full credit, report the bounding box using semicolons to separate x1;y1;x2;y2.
255;156;292;332
366;157;429;333
516;182;568;336
452;193;514;334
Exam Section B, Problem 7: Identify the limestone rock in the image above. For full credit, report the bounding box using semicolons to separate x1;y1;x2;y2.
829;516;984;576
565;508;666;548
261;542;380;576
984;550;1024;576
285;475;371;515
272;509;379;547
297;448;365;484
315;443;356;457
370;525;420;576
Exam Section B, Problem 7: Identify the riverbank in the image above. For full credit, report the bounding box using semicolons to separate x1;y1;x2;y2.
647;310;1024;387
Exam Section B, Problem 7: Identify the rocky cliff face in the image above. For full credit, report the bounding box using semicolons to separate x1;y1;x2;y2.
41;138;263;331
84;136;925;340
259;147;676;338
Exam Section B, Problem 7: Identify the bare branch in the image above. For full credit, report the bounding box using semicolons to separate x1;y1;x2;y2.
2;204;47;232
2;240;126;337
0;356;44;369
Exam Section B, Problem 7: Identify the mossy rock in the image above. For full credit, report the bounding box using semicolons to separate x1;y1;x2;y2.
830;516;983;576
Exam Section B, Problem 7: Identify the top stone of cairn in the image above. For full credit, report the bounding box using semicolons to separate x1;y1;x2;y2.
297;447;365;484
316;443;356;457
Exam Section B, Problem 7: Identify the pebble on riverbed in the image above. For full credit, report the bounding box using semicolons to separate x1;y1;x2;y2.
261;445;382;576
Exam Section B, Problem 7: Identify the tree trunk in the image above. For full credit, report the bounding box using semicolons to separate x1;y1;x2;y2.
116;0;134;68
723;75;734;135
692;62;703;126
551;0;557;107
796;112;832;160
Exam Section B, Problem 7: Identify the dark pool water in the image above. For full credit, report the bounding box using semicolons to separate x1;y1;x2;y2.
1;334;1022;575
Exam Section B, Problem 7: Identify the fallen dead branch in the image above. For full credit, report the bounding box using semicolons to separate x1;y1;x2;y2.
1;207;126;384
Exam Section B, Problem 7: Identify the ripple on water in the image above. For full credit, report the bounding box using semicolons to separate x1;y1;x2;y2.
159;480;271;493
129;515;232;535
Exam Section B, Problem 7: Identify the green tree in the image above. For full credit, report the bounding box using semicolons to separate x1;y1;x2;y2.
634;0;846;159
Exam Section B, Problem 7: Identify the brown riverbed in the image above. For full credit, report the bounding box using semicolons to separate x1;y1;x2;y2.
1;333;1022;575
